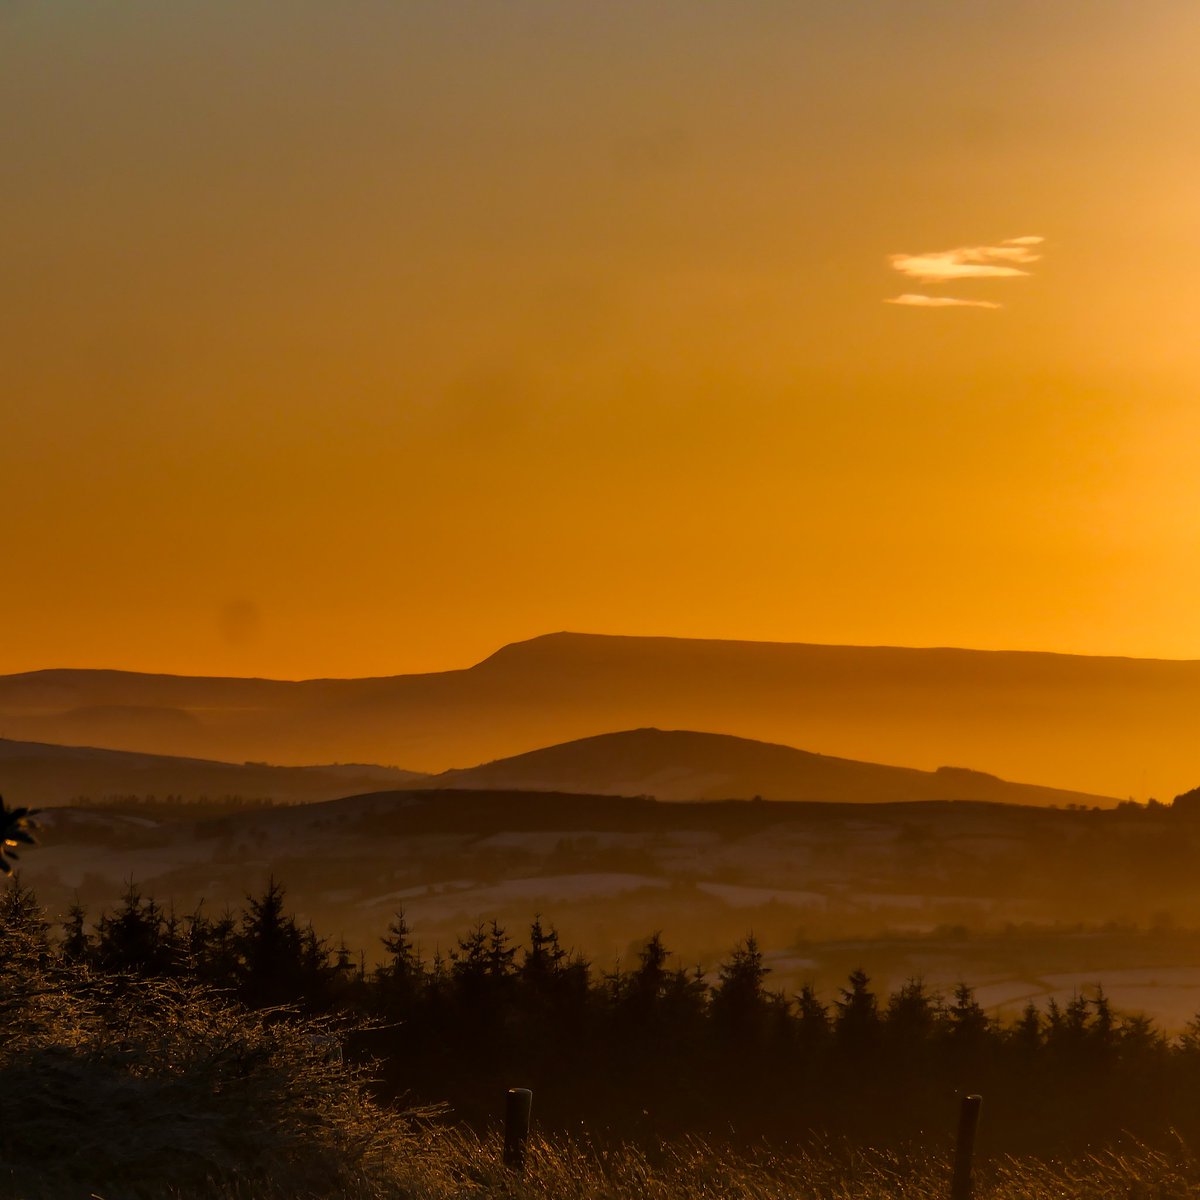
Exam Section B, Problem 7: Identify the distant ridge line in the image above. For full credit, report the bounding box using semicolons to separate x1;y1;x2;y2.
7;629;1200;685
3;633;1198;800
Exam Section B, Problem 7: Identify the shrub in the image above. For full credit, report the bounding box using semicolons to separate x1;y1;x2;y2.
0;929;423;1198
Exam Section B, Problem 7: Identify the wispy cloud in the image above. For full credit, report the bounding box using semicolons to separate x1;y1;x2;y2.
890;236;1043;283
885;294;1002;310
885;235;1043;309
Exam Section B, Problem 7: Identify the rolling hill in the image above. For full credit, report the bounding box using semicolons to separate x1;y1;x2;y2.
421;728;1118;806
2;632;1198;799
2;727;1115;811
0;737;424;808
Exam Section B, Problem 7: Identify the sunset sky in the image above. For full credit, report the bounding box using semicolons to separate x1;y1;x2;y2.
5;2;1200;678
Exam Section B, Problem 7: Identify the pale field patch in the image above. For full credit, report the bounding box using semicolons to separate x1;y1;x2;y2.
696;882;828;909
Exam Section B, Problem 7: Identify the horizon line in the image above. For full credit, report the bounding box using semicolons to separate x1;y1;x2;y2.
3;629;1199;684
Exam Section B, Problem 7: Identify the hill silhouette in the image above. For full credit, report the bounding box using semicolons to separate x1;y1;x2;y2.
421;728;1116;806
0;737;424;808
2;632;1198;798
1;728;1112;811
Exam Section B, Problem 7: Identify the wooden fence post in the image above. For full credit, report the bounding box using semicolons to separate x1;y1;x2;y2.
951;1093;983;1200
503;1087;533;1173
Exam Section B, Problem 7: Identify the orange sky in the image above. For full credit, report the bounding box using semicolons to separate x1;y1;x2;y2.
4;2;1200;679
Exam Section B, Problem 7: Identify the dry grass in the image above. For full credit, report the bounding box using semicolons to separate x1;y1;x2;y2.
401;1135;1200;1200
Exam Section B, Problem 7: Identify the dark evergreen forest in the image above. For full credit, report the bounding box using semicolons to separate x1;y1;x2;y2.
9;877;1200;1156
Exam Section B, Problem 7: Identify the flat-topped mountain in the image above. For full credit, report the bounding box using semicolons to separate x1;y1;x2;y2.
423;728;1117;806
2;632;1198;798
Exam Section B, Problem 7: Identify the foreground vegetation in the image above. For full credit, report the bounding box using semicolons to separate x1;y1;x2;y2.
9;880;1200;1197
27;876;1200;1153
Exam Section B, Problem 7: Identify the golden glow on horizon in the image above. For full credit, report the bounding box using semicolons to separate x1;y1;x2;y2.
4;3;1200;679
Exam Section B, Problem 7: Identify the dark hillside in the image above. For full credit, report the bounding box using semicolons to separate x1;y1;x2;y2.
0;737;424;807
422;728;1116;806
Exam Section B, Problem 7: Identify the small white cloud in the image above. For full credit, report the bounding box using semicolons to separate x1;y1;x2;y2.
885;235;1043;308
890;244;1041;283
890;255;1026;281
885;294;1002;310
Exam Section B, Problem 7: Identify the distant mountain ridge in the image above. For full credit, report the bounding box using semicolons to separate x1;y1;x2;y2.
419;728;1117;806
2;631;1198;799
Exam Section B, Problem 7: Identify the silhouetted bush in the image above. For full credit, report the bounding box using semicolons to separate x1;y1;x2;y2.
0;888;421;1199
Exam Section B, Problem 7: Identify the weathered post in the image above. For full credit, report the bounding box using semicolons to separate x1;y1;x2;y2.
951;1094;983;1200
503;1087;533;1173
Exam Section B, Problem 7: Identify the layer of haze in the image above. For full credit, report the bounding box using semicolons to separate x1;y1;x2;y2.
5;2;1200;678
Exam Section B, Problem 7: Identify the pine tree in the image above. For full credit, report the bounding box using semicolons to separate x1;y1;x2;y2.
629;932;670;1009
95;880;169;975
796;984;831;1054
377;908;424;1013
238;878;306;1008
60;898;92;964
450;924;489;988
885;976;942;1045
711;935;770;1042
1010;1002;1042;1055
1090;987;1116;1052
834;968;880;1055
0;877;49;967
948;982;990;1039
485;920;517;980
190;905;241;988
520;915;567;988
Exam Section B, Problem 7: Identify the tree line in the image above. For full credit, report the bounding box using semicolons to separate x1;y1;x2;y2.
6;876;1200;1153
